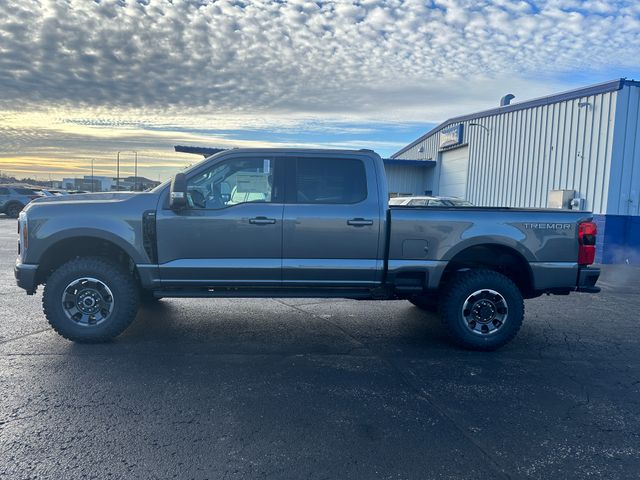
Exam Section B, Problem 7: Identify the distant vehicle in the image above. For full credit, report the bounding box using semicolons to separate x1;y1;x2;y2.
36;189;69;197
0;185;44;218
389;196;474;207
15;148;600;350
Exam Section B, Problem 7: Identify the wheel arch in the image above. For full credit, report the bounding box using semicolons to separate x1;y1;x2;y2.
439;242;535;298
4;201;24;216
36;235;140;286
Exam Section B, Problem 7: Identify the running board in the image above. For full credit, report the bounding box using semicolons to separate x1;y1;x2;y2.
153;287;381;300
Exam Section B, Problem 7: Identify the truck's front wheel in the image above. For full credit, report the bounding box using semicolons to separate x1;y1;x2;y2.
440;269;524;351
43;257;140;343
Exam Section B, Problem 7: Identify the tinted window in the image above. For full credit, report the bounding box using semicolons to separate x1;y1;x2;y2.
0;188;9;195
186;157;276;209
295;158;366;204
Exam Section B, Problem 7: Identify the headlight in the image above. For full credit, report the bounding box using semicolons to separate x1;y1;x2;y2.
18;211;28;260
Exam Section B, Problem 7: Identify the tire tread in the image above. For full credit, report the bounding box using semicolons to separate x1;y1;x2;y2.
42;257;139;343
440;269;524;351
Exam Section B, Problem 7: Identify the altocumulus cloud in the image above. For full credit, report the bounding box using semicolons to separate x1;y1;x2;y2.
1;0;639;115
0;0;639;177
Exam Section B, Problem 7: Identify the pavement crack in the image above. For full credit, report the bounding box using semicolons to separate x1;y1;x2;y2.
387;361;519;480
273;298;519;480
0;328;50;346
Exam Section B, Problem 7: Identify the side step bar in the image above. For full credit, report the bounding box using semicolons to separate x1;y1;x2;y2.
153;287;379;300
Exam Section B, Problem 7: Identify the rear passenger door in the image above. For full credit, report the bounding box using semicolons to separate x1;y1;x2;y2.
282;155;382;287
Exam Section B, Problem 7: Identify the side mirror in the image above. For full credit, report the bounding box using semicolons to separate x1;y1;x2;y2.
169;173;187;210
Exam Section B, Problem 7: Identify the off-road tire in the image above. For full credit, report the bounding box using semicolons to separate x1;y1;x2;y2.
440;269;524;351
43;257;139;343
5;202;23;218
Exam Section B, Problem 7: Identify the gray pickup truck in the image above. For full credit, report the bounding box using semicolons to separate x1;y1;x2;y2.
15;149;600;350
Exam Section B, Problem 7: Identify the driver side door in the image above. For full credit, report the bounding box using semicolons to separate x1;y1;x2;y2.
156;155;284;286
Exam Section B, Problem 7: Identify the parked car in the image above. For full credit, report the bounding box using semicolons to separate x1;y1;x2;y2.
0;185;43;218
389;196;473;207
15;149;600;350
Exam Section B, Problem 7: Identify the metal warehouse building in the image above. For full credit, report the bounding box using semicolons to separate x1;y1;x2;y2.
391;78;640;264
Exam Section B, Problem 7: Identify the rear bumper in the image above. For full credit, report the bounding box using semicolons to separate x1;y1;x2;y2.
14;260;38;294
576;266;601;293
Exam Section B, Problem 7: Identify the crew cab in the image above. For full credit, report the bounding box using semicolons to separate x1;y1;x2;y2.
15;149;600;350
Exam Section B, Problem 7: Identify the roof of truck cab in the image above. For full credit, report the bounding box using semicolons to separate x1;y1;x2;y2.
174;145;436;167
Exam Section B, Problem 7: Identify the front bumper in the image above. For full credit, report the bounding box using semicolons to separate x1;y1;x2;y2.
576;266;601;293
14;260;38;295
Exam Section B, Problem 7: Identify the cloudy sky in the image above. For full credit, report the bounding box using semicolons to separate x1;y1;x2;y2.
0;0;639;181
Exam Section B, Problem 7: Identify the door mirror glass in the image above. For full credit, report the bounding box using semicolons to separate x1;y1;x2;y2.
169;172;187;210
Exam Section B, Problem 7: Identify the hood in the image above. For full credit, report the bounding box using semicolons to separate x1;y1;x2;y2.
30;192;139;205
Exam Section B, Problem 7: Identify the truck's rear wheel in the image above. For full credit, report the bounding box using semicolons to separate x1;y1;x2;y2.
440;269;524;351
43;257;140;343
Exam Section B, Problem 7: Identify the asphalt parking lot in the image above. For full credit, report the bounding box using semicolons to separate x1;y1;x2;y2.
0;216;639;479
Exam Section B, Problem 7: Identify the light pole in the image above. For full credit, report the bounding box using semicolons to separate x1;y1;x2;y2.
134;151;138;191
469;122;490;134
91;158;95;192
116;151;120;190
116;150;138;191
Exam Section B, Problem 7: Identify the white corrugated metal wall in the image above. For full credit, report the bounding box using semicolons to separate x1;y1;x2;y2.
394;87;630;215
608;84;640;216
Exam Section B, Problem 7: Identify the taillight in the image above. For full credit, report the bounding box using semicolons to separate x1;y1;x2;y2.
578;221;597;265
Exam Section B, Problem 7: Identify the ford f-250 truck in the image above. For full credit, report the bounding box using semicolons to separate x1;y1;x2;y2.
14;149;600;350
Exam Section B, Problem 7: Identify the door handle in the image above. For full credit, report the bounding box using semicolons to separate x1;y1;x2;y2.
249;217;276;225
347;218;374;227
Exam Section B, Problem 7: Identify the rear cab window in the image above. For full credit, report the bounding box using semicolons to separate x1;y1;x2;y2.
293;157;367;204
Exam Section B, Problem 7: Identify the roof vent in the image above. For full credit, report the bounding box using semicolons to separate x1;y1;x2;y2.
500;94;515;106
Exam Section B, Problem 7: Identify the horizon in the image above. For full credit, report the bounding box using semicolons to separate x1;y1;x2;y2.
1;0;639;181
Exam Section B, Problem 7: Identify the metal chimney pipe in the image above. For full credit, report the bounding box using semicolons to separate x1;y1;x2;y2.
500;94;515;106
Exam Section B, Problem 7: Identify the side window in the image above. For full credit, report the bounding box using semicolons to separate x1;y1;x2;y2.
409;199;428;206
295;158;367;204
0;188;9;195
186;157;275;209
427;199;446;207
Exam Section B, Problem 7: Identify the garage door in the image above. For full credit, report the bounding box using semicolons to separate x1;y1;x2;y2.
438;146;469;199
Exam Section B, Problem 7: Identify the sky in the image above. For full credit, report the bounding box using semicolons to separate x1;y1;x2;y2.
0;0;639;181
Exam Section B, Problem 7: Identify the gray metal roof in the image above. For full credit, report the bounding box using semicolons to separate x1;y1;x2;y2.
391;78;640;158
